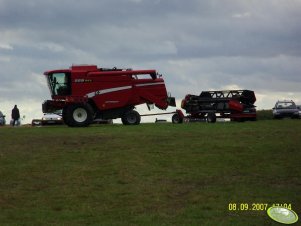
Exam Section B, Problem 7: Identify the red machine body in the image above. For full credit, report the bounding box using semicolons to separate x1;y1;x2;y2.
42;65;175;126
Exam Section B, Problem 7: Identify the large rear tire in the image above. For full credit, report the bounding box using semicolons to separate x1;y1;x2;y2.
62;106;70;126
121;110;141;125
65;104;94;127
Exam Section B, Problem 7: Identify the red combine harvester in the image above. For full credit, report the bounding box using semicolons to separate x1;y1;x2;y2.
42;65;176;127
172;90;257;123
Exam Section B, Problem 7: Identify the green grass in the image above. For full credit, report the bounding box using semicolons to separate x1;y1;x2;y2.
0;120;300;226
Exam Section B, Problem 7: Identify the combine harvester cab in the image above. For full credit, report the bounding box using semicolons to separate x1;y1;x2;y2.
174;90;257;123
42;65;176;127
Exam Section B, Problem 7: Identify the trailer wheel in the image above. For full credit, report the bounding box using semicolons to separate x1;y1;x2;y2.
172;113;183;124
207;112;216;123
122;110;141;125
66;104;93;127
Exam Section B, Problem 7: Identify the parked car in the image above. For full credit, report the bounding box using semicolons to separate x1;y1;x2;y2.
32;111;112;126
297;105;301;118
272;100;299;119
0;111;6;126
32;111;63;126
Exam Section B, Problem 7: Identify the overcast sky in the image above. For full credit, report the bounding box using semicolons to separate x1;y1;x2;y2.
1;0;301;123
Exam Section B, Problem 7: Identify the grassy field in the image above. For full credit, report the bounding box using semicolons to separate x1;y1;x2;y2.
0;120;300;226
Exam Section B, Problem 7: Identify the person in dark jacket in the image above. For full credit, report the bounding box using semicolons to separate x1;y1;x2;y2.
11;105;20;126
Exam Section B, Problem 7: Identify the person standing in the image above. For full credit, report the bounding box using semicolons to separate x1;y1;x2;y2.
11;105;20;126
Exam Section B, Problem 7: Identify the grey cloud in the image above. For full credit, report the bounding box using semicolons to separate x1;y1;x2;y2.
2;0;300;59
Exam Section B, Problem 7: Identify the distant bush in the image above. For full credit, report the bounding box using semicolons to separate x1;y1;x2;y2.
257;109;273;120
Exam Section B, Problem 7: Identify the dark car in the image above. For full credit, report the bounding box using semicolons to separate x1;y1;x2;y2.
0;111;6;126
297;105;301;118
272;100;299;119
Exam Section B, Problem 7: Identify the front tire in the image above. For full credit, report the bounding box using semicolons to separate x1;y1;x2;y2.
121;110;141;125
65;104;94;127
